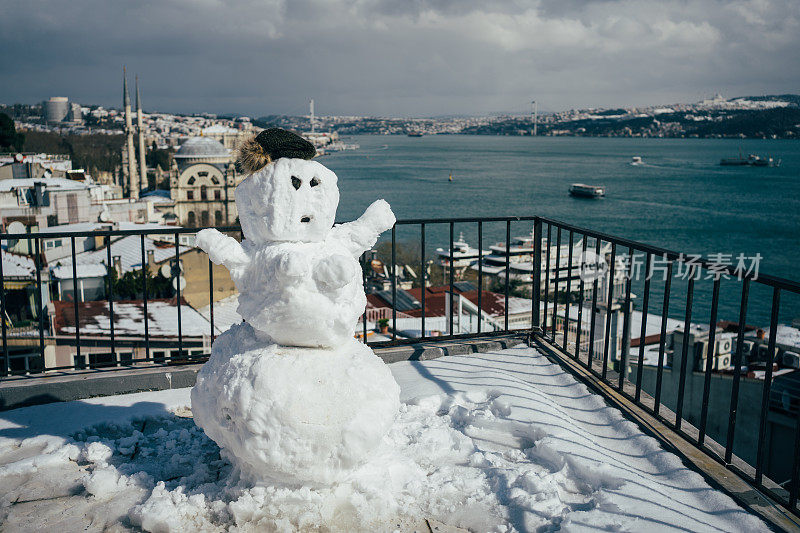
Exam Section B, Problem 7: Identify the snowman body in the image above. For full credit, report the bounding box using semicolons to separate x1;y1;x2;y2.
192;152;399;485
234;238;366;347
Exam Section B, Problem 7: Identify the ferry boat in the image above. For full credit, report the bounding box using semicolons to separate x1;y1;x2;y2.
569;183;606;198
407;131;424;137
436;232;490;270
471;230;613;291
631;156;643;165
720;154;780;167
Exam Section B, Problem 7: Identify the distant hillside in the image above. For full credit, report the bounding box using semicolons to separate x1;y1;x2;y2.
733;94;800;106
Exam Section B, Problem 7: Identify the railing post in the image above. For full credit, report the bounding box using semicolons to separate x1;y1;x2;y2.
71;236;81;370
675;265;696;430
726;278;750;463
140;235;150;363
392;225;397;340
420;223;426;339
618;248;634;391
0;246;8;376
532;217;542;333
755;287;781;485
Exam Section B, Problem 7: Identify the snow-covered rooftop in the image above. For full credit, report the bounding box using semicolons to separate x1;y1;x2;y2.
54;299;216;337
54;235;180;274
0;177;90;192
50;263;107;280
1;251;36;278
0;347;768;532
197;294;242;332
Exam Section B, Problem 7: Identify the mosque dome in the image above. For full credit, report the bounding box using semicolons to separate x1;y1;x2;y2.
175;137;229;159
173;136;231;170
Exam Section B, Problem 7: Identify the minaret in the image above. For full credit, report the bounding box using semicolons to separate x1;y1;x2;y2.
531;100;538;136
123;67;138;198
135;75;147;194
309;98;315;133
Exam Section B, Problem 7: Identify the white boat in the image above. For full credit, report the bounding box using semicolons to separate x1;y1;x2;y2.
631;156;643;165
436;232;490;269
569;183;605;198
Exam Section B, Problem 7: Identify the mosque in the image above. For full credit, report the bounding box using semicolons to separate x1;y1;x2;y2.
121;70;247;227
167;137;242;227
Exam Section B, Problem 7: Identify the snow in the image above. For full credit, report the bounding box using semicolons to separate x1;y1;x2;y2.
1;251;35;278
191;322;400;486
0;177;89;193
197;294;243;332
0;346;767;532
60;299;215;337
771;324;800;350
50;262;107;280
55;234;178;274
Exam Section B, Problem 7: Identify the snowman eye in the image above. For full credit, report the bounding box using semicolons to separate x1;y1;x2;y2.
291;176;301;190
310;177;320;187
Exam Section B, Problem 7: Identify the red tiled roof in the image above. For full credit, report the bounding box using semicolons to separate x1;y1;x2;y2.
367;285;507;318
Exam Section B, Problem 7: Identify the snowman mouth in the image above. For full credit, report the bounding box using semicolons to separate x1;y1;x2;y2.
300;216;312;223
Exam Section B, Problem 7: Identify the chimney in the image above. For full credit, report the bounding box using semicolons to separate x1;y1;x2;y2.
147;249;155;267
113;255;122;276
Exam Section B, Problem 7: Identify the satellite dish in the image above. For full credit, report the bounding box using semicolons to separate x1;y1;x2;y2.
160;263;172;278
172;276;187;292
43;170;52;179
7;221;25;234
14;153;23;162
99;210;111;222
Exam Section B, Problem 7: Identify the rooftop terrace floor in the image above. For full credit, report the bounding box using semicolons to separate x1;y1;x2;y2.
0;346;770;532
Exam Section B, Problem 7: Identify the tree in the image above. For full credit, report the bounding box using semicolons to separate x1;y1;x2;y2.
0;113;24;152
107;267;172;300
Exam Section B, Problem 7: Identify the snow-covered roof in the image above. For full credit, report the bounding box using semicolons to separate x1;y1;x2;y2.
770;325;800;350
1;251;36;278
50;263;107;280
0;177;90;192
55;299;213;337
197;294;242;333
38;222;107;234
54;235;180;274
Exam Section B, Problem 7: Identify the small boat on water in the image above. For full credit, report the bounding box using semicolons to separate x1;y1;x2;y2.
569;183;605;198
631;156;643;165
407;131;424;137
720;153;780;167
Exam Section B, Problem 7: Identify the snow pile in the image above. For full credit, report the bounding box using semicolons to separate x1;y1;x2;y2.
0;347;770;531
191;322;400;485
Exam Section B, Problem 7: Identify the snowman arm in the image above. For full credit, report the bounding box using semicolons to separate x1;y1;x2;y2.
329;199;396;257
196;229;250;271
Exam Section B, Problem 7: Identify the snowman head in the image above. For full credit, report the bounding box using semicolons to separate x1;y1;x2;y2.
234;129;338;243
236;158;339;243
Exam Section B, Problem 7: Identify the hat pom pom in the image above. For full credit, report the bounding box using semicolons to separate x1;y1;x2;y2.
235;136;271;174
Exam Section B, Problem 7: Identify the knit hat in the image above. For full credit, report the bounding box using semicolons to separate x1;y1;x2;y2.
236;128;316;173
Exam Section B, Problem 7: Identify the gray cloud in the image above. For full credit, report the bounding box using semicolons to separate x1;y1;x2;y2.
0;0;798;116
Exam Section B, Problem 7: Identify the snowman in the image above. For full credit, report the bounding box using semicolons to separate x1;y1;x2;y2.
191;129;401;486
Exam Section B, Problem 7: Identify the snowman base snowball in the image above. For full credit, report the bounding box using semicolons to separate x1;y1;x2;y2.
191;322;401;486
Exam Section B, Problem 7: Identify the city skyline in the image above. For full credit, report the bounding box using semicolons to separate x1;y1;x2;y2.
1;0;798;117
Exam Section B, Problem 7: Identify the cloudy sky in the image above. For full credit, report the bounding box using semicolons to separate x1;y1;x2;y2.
1;0;798;117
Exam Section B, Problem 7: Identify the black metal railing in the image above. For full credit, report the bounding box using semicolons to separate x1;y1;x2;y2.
530;216;800;519
2;216;800;517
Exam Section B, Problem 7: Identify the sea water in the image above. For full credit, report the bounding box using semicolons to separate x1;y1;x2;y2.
323;135;800;327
